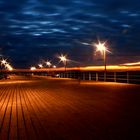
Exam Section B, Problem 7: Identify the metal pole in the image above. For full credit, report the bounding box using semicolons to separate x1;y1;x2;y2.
96;72;98;81
104;49;107;81
64;61;67;78
83;73;85;80
127;72;129;83
89;72;91;80
114;72;116;82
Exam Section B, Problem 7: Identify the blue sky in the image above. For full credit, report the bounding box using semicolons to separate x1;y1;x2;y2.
0;0;140;68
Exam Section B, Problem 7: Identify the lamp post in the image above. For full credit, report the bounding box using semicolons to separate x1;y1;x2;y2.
1;59;7;65
59;55;67;77
46;61;51;76
103;46;106;73
94;41;107;81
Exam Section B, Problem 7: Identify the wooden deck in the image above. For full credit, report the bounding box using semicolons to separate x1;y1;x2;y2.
0;76;140;140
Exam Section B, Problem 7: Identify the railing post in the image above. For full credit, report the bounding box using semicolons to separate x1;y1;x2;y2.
70;72;72;78
114;72;117;82
83;73;85;80
96;72;98;81
127;72;129;83
89;72;91;80
104;72;106;81
78;71;81;81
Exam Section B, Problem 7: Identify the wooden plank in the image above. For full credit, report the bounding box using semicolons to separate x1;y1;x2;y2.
23;87;49;139
0;85;15;140
19;85;38;140
16;84;28;140
9;85;18;140
0;77;140;139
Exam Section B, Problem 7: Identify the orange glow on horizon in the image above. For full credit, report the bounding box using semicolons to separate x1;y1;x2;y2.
3;64;140;72
82;65;140;71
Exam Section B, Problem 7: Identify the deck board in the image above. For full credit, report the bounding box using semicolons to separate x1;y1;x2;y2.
0;77;140;140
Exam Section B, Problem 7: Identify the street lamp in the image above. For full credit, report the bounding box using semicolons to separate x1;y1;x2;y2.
53;65;56;68
94;41;108;81
46;61;51;68
38;64;43;68
1;59;7;65
1;59;13;71
59;55;67;77
30;67;36;71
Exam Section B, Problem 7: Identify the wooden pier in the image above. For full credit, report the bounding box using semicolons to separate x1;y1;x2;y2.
0;76;140;140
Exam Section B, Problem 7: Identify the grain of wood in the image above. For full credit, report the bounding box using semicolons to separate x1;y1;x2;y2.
0;77;140;140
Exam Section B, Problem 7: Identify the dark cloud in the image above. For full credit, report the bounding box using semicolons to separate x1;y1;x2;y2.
0;0;140;68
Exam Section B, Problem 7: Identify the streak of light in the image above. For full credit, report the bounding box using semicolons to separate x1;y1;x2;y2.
121;61;140;66
81;42;91;46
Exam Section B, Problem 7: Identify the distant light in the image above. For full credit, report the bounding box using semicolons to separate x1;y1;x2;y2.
53;65;56;68
93;40;111;54
38;64;43;68
46;61;51;67
94;41;106;54
1;59;7;65
30;67;36;71
56;74;59;77
59;55;67;62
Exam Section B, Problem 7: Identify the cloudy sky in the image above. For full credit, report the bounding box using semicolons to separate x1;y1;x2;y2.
0;0;140;68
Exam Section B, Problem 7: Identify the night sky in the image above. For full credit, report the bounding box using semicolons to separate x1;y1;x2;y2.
0;0;140;68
